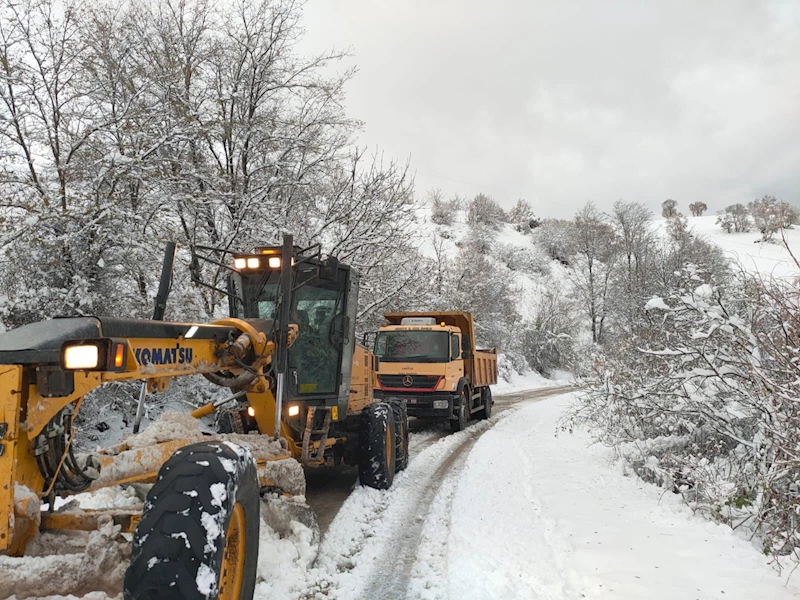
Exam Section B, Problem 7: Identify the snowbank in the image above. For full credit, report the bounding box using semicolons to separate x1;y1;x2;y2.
493;365;574;395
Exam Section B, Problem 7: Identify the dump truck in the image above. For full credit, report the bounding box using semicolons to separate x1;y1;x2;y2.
372;311;497;432
0;234;409;599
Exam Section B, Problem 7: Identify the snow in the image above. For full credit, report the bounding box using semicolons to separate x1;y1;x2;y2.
444;394;800;600
55;486;141;511
493;366;573;394
195;563;216;597
209;483;227;508
7;391;797;599
644;296;671;311
655;215;800;279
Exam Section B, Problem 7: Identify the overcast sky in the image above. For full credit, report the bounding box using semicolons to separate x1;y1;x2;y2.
300;1;800;218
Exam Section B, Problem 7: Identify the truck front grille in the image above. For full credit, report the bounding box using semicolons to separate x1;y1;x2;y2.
378;374;442;391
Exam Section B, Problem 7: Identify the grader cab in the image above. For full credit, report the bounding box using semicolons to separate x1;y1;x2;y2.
0;235;408;599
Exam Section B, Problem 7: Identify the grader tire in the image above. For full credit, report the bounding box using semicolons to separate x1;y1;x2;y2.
388;399;410;472
124;441;259;600
358;402;396;489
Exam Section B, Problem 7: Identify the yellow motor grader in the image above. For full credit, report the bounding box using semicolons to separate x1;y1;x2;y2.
0;234;408;599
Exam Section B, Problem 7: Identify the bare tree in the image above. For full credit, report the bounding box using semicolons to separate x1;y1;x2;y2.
570;202;619;344
749;195;783;241
466;193;506;229
716;204;751;233
689;202;707;216
507;198;540;232
531;219;576;265
608;201;656;329
430;189;458;225
661;199;678;218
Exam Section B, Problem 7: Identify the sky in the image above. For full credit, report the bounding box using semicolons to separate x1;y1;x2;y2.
299;0;800;218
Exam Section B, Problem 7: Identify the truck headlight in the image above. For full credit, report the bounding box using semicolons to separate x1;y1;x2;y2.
433;400;449;409
288;404;300;417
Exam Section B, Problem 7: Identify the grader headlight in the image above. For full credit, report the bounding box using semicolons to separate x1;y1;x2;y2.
60;339;128;372
63;345;99;370
233;257;247;269
246;257;260;269
267;256;281;269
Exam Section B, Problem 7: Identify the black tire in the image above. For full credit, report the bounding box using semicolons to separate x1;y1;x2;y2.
124;441;260;600
450;388;469;433
358;402;396;489
476;387;493;420
387;399;409;471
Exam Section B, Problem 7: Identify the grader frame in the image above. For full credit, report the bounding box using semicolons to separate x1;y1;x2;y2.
0;232;401;589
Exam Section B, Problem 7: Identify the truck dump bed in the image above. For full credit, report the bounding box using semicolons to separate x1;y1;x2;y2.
383;311;498;388
473;348;498;387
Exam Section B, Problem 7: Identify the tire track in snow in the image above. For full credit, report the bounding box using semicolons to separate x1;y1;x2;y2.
303;385;575;600
357;425;485;600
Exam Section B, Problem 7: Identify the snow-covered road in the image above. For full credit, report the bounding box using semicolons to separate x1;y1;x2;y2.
443;394;800;600
259;391;800;600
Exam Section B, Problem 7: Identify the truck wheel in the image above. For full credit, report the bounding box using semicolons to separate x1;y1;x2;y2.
476;387;493;420
358;402;396;489
450;389;469;433
388;399;409;471
124;441;259;600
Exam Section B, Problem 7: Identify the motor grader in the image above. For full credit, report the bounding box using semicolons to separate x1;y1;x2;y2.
0;234;408;600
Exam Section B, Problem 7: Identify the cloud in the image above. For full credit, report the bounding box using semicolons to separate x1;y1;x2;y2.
301;0;800;217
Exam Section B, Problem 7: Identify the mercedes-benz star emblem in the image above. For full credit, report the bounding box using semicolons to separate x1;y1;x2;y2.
402;375;413;387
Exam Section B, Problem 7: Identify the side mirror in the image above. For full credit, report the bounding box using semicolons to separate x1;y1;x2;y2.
374;356;380;370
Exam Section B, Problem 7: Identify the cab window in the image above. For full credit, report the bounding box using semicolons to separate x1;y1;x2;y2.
451;334;460;360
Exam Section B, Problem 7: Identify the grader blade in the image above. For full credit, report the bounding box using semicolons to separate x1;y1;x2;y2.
82;411;307;496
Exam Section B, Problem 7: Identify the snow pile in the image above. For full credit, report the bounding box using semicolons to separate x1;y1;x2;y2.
254;518;318;599
88;411;304;496
1;520;129;599
57;486;141;511
108;411;207;451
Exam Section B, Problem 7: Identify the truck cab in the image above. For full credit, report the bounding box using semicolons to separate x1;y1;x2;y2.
372;312;497;431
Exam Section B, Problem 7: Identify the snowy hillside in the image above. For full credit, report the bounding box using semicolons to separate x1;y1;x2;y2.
409;201;576;384
655;214;800;278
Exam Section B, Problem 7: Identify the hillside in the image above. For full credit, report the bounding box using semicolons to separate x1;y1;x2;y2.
655;214;800;278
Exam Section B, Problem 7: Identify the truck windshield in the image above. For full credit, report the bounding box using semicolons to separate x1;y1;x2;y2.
374;331;450;362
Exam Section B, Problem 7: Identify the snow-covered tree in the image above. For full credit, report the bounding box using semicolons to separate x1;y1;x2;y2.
716;203;751;234
567;262;800;561
661;199;678;218
466;193;506;229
